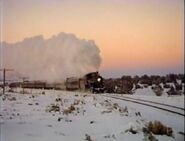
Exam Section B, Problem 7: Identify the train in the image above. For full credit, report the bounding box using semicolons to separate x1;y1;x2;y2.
8;72;105;93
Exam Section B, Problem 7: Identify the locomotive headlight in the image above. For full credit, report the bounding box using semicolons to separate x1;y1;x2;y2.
97;78;101;82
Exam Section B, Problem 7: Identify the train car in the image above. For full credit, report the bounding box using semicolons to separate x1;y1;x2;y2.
48;82;66;90
22;81;46;89
9;82;23;88
9;81;46;89
9;81;66;90
66;77;80;91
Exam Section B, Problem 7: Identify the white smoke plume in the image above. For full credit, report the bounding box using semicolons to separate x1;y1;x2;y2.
1;32;101;81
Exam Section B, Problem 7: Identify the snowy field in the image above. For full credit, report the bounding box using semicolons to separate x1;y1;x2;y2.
0;89;184;141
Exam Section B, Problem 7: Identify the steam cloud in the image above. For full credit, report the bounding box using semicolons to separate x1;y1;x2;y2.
2;32;101;81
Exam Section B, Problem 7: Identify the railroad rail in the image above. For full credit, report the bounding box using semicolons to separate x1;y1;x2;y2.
110;94;184;110
102;94;185;117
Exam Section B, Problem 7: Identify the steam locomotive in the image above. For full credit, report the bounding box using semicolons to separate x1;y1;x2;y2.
84;72;105;93
65;72;105;93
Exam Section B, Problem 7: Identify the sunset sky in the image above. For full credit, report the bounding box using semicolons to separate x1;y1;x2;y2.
1;0;184;77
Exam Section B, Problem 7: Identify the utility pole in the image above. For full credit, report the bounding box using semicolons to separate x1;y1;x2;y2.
0;68;14;95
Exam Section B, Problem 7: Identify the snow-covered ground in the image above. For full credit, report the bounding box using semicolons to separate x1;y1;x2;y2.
0;89;184;141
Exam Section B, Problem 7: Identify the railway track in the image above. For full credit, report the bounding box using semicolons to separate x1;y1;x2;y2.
102;94;185;117
110;94;184;110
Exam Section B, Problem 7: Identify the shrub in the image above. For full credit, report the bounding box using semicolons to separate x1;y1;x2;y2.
63;105;75;115
125;126;138;134
163;84;170;89
175;83;182;91
147;121;173;137
152;85;163;96
46;104;60;112
85;134;92;141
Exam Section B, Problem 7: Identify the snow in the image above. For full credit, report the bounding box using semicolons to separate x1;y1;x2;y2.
0;89;184;141
112;93;184;108
134;86;156;96
131;84;184;108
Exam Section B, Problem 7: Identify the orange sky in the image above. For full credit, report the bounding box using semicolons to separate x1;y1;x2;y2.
1;0;184;77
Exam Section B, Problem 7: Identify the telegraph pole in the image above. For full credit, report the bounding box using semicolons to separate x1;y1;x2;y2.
0;68;14;95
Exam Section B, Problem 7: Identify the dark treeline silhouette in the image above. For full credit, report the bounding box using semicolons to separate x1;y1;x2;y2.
104;74;184;95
